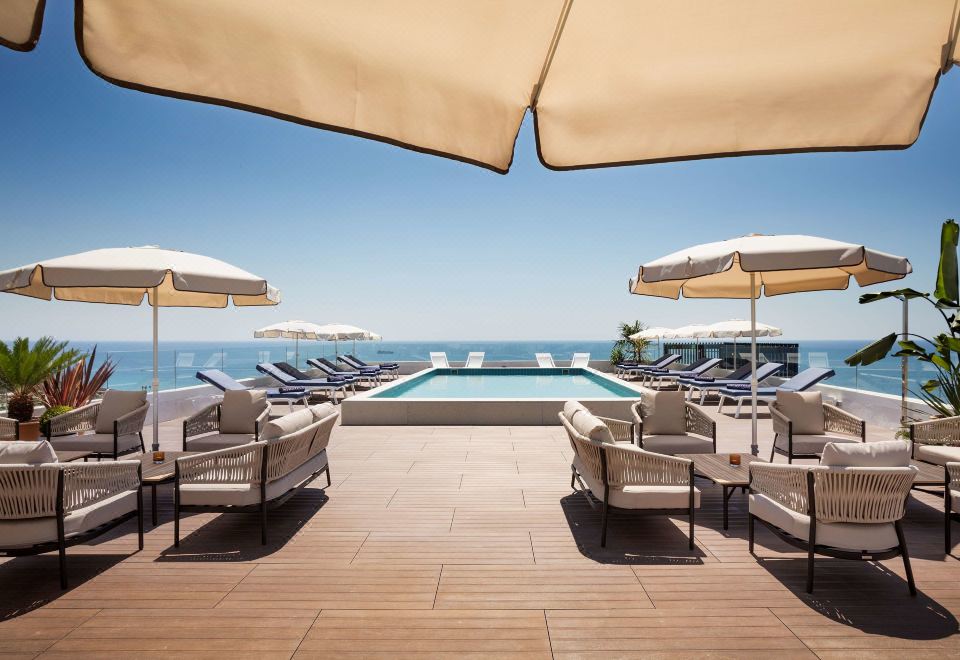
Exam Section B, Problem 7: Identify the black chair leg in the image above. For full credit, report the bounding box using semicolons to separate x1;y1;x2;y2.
896;521;917;596
58;541;68;590
174;490;180;547
769;437;776;463
748;514;755;553
137;487;144;551
570;467;576;489
689;506;695;551
947;496;953;555
326;465;332;487
600;500;609;548
806;545;816;594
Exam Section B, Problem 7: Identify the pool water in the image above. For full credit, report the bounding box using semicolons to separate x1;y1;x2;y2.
372;368;641;399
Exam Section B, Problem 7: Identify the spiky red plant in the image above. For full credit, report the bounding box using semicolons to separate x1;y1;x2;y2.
40;346;117;409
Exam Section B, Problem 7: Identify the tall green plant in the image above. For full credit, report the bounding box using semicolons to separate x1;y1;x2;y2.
612;321;650;364
0;337;83;422
40;345;117;409
845;219;960;417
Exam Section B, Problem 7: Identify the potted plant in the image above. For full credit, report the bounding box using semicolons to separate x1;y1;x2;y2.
611;321;651;365
38;345;116;437
0;337;82;440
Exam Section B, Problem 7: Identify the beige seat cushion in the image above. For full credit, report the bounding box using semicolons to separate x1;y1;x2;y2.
220;390;268;434
0;489;137;549
640;390;686;435
261;408;315;441
641;434;712;455
95;390;147;433
179;451;328;507
310;403;337;422
49;433;141;454
914;444;960;466
775;433;859;455
573;451;699;510
820;440;910;467
0;440;57;465
749;492;897;551
185;433;256;451
776;391;824;434
569;408;615;444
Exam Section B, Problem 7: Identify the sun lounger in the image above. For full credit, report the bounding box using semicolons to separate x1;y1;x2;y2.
620;354;681;379
639;356;712;385
570;353;590;368
615;352;669;376
464;352;484;368
343;354;399;379
716;367;835;418
275;361;358;387
648;358;722;388
196;369;310;411
682;362;784;404
430;352;450;368
255;363;352;403
535;353;556;368
307;358;379;387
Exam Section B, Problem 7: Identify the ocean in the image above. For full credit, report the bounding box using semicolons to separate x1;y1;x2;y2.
63;339;931;398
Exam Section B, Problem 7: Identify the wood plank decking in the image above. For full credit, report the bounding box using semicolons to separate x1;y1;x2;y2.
2;410;958;659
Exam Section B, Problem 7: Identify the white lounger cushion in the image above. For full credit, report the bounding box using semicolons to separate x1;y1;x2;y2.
641;434;712;455
573;455;700;510
0;440;57;465
914;444;960;466
749;493;897;552
179;451;328;507
49;433;141;454
0;490;137;549
775;433;859;455
95;390;147;433
184;433;256;451
820;440;911;467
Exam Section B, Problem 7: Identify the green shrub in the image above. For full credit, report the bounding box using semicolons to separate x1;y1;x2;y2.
39;405;73;433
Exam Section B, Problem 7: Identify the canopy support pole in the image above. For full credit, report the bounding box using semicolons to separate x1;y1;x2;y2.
295;335;300;369
901;296;909;425
750;274;758;456
151;286;160;452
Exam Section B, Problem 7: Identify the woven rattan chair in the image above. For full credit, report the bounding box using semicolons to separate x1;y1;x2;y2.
560;407;699;549
909;416;960;467
0;416;18;440
631;392;716;455
947;462;960;554
45;390;149;460
769;391;864;463
748;451;917;594
0;448;143;588
182;390;270;451
174;404;337;546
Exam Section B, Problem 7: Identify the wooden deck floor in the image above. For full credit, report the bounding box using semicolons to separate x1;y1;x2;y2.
2;408;958;659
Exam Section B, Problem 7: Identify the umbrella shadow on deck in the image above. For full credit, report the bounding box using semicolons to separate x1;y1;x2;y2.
560;493;706;565
157;488;329;562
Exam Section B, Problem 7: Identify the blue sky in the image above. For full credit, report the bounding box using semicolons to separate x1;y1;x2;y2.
1;4;958;343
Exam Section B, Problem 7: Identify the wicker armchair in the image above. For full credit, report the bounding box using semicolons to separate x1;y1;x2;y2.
631;391;716;455
749;460;917;594
0;416;18;440
770;392;864;463
909;416;960;467
0;458;143;588
560;410;699;549
174;404;337;546
46;391;149;460
947;462;960;554
182;390;270;451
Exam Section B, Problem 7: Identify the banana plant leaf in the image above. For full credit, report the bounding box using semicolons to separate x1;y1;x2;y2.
845;333;898;367
857;288;927;305
935;219;959;306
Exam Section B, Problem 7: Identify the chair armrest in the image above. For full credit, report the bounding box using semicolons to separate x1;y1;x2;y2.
183;403;221;443
684;403;715;440
62;461;141;513
597;416;634;444
748;463;809;515
823;404;865;440
115;402;149;436
604;444;692;488
0;416;17;440
910;415;960;446
946;462;960;490
253;406;271;440
0;465;59;519
46;403;100;437
813;467;916;523
176;443;264;485
769;403;792;437
630;402;643;441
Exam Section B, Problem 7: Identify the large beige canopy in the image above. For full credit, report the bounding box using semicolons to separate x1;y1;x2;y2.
5;1;959;172
0;0;43;51
0;246;280;307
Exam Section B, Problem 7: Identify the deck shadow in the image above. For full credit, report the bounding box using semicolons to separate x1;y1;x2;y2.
560;493;705;565
157;488;329;562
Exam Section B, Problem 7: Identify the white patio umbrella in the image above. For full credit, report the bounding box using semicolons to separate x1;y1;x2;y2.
628;326;674;357
667;324;713;339
314;323;379;357
629;234;911;454
704;319;783;368
6;2;958;172
254;320;326;368
0;247;280;451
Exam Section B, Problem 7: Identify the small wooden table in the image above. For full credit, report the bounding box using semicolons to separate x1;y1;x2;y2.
55;450;93;463
139;451;197;526
678;453;947;531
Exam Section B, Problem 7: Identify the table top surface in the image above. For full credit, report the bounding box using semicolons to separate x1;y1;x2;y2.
55;450;92;463
678;453;946;487
139;451;198;483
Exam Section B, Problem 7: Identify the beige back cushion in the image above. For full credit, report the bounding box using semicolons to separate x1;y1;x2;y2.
820;440;911;467
0;440;58;465
95;390;147;433
569;408;615;444
261;408;315;441
310;403;337;423
640;390;686;435
563;400;587;422
776;390;824;435
220;390;268;434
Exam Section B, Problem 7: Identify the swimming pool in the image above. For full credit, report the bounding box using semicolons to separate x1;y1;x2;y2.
372;368;640;399
342;367;644;426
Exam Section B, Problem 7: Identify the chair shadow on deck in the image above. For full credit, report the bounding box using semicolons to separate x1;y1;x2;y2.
560;493;705;565
157;488;329;562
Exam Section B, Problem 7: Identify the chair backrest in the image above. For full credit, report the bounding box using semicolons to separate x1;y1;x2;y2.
275;362;312;380
780;367;835;391
430;352;450;368
535;353;556;368
95;390;148;433
0;440;57;465
464;352;484;368
256;363;296;385
679;356;711;372
653;354;681;369
316;357;347;372
197;369;246;391
689;358;721;375
812;466;916;524
570;353;590;368
345;354;368;367
220;390;269;435
559;412;606;484
754;362;784;381
724;363;754;381
0;464;59;519
339;355;363;369
262;405;340;482
634;390;687;435
307;358;337;376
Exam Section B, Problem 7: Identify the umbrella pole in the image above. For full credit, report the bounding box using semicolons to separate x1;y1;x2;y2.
295;335;299;369
151;287;160;452
750;274;758;456
901;297;909;425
